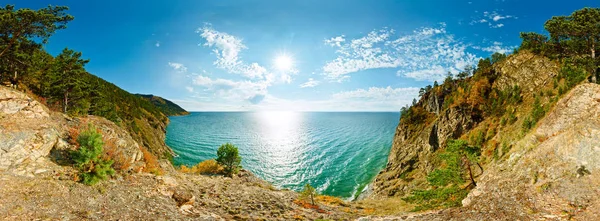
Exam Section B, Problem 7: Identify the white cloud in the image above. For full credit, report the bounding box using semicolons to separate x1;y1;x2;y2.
185;86;194;92
324;35;346;47
197;25;269;79
299;78;320;88
168;62;187;72
192;75;270;104
473;41;516;54
322;24;478;82
402;66;449;81
332;86;419;101
155;41;160;47
471;11;516;28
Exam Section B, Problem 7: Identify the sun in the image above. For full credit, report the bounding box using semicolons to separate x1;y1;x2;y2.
274;54;294;71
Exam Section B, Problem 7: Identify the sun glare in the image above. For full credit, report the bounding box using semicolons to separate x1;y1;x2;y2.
274;54;294;71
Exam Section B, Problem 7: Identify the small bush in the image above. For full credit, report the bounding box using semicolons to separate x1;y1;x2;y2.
141;147;162;175
522;96;546;131
300;183;318;206
216;143;242;177
180;159;223;175
71;124;115;185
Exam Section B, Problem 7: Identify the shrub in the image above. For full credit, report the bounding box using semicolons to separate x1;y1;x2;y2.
522;96;546;131
300;183;317;206
180;159;223;175
403;139;480;211
71;124;115;185
141;147;163;175
216;143;242;177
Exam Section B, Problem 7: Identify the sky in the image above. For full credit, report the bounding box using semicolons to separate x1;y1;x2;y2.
11;0;600;111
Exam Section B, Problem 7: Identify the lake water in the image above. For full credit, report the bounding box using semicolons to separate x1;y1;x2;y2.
165;112;399;199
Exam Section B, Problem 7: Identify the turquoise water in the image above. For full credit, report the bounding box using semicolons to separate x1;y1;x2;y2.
165;112;399;199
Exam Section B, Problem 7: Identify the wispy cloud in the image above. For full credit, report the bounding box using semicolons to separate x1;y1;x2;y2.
473;41;516;54
155;41;161;47
192;75;270;104
332;86;419;101
322;24;478;82
470;11;516;28
197;24;269;79
324;35;346;47
299;78;320;88
168;62;187;72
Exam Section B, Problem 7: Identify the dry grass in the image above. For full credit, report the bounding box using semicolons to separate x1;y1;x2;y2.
179;159;223;175
316;195;347;207
354;198;413;216
103;137;132;172
141;147;163;175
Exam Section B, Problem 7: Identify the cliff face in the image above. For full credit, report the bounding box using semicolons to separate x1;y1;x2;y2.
372;51;560;198
0;86;147;177
367;83;600;221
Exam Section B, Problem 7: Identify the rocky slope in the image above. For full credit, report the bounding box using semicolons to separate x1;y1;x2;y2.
372;51;560;198
364;50;600;220
364;83;600;220
0;86;362;220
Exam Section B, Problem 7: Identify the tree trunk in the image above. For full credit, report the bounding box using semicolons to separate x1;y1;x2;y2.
463;154;477;187
310;192;315;206
13;70;17;89
592;44;597;84
64;91;68;113
467;163;476;187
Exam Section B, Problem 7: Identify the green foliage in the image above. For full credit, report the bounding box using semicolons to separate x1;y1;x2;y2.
400;105;429;125
403;186;468;211
300;183;317;205
71;124;114;185
522;96;546;131
216;143;242;177
136;94;189;116
490;52;507;64
0;4;74;86
403;140;479;211
519;32;549;54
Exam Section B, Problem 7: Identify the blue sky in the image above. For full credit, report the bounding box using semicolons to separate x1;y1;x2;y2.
13;0;600;111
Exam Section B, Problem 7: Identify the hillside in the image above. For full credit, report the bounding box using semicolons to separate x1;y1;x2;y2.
136;94;189;116
0;5;188;160
366;7;600;219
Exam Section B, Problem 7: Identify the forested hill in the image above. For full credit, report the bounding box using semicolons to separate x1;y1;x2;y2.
0;5;186;159
135;94;189;116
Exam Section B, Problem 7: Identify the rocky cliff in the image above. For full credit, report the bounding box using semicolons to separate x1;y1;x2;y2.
372;51;562;199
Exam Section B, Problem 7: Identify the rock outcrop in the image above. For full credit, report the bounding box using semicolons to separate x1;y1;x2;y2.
373;106;477;197
0;87;61;176
494;51;560;96
0;86;146;176
372;51;560;199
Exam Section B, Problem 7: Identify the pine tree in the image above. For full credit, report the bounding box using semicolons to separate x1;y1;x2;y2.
71;124;115;185
300;183;317;206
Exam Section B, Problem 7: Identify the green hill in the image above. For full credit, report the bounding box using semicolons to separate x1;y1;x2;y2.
136;94;189;116
0;4;186;159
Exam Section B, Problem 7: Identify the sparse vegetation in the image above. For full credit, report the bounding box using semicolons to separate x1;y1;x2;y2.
71;124;115;185
403;140;480;211
300;183;318;206
180;159;223;175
